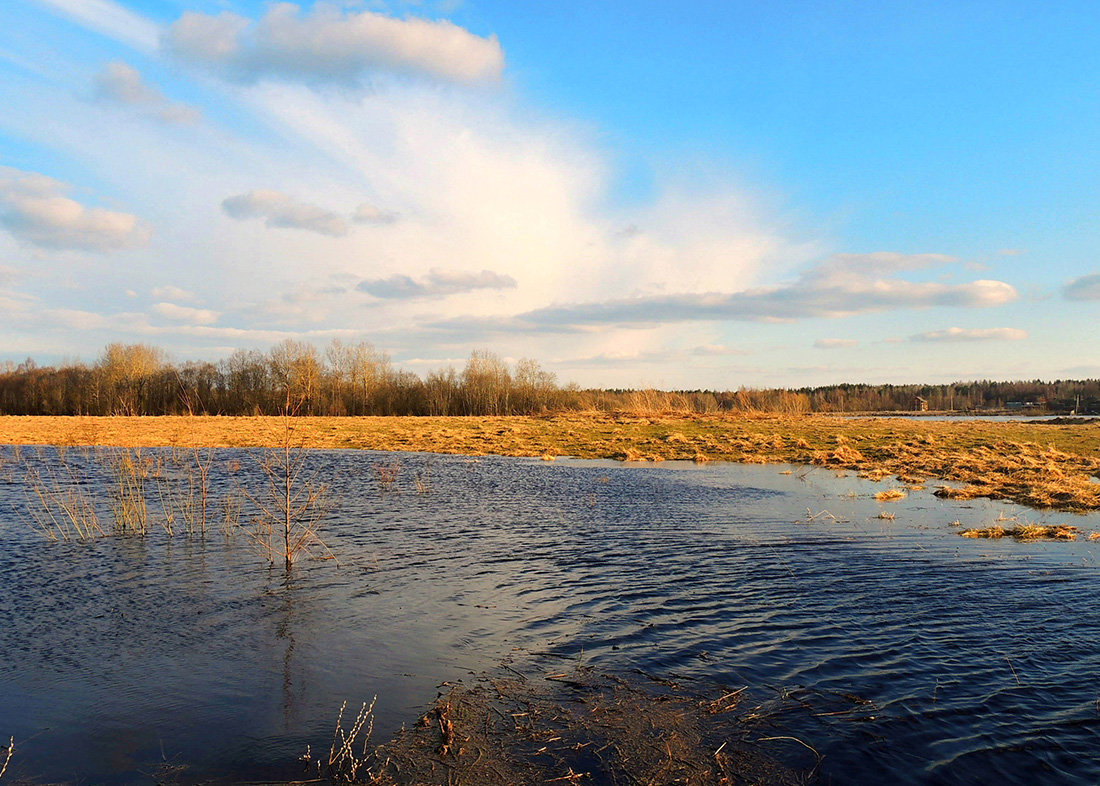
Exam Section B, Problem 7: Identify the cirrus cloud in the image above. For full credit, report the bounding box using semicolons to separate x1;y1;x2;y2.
909;327;1027;342
164;3;505;86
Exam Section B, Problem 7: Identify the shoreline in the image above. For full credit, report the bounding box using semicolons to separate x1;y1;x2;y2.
2;413;1099;511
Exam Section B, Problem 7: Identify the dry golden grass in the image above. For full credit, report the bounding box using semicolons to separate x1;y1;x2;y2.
959;523;1080;541
873;488;907;502
2;412;1099;511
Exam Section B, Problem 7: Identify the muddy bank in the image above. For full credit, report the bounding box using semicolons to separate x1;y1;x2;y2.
304;665;821;786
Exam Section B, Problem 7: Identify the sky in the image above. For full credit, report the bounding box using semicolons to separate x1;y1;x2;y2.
0;0;1098;389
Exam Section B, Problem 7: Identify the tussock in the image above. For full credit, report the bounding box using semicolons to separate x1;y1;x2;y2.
959;523;1080;541
874;489;907;502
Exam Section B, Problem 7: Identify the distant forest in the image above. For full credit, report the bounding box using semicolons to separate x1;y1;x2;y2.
0;341;1098;416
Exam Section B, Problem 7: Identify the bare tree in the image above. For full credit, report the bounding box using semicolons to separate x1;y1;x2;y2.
97;343;167;415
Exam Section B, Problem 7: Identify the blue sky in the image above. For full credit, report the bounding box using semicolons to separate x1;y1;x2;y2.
0;0;1097;387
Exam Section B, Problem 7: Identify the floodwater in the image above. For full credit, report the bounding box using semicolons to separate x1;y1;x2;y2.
1;447;1099;784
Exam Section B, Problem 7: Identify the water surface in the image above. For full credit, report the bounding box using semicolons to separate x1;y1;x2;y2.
1;447;1098;784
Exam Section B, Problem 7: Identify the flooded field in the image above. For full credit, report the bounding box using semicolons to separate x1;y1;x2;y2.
1;447;1099;784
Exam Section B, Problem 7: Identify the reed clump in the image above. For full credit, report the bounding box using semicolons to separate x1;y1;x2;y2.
373;461;401;493
106;448;151;535
19;455;103;542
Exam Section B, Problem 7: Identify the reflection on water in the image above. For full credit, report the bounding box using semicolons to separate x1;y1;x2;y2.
1;448;1099;784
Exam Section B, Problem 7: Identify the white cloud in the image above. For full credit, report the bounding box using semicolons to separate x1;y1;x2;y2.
691;344;750;356
910;327;1027;342
153;302;219;325
221;190;348;236
353;202;398;225
0;166;149;250
431;253;1017;334
30;0;159;52
93;62;201;125
151;285;194;302
164;4;504;85
814;338;858;349
1063;272;1100;301
358;268;517;299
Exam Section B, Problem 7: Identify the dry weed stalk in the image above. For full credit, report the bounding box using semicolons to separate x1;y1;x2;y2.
322;698;377;783
0;735;13;781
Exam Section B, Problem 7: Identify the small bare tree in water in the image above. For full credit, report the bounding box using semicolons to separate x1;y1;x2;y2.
242;395;335;570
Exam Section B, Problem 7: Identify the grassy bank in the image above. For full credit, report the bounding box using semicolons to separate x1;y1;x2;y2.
2;413;1099;511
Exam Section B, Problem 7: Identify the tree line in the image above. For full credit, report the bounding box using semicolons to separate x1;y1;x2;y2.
0;341;1097;416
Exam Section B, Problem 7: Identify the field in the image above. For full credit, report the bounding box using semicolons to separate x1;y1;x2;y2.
2;413;1099;512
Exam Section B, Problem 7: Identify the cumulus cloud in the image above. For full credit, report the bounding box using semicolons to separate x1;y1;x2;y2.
445;252;1017;332
1063;272;1100;301
358;268;517;300
0;166;149;251
164;4;504;85
93;62;201;125
353;203;398;225
152;301;219;325
814;338;858;349
222;190;348;236
909;327;1027;342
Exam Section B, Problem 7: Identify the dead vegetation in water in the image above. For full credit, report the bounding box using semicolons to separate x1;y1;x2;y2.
958;518;1081;541
2;412;1099;512
873;489;907;502
339;667;817;786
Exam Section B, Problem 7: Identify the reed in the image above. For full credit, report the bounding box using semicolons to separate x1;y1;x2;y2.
18;455;103;542
413;461;432;494
105;448;150;535
154;446;217;537
373;460;401;493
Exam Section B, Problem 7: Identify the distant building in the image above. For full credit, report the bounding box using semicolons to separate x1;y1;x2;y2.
1006;401;1024;410
914;396;929;412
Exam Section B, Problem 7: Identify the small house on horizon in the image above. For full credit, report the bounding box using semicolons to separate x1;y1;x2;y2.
914;396;929;412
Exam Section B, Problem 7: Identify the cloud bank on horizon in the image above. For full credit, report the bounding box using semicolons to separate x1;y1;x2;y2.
0;0;1095;387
